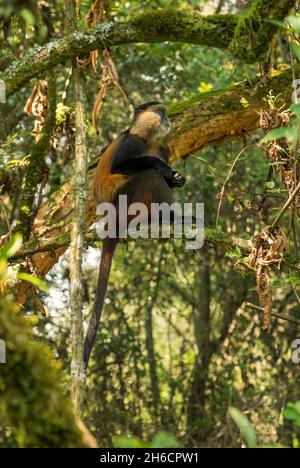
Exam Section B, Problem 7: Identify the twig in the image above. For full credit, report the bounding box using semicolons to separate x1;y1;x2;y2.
245;302;300;327
271;180;300;231
216;145;264;228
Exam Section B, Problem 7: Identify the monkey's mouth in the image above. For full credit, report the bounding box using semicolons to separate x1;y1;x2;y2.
162;122;171;134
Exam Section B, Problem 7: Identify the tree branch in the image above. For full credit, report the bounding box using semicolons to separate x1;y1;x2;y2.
9;227;251;263
169;68;294;161
1;1;296;97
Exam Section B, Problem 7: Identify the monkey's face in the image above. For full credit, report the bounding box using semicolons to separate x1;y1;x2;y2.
154;107;171;139
131;105;171;142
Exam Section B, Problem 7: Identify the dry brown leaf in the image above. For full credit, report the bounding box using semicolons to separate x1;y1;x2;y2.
24;80;48;134
250;226;287;330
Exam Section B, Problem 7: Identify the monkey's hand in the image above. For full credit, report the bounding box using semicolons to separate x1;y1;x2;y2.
168;171;185;188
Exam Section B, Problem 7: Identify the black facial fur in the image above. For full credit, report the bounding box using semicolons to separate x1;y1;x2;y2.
154;108;166;119
133;101;161;118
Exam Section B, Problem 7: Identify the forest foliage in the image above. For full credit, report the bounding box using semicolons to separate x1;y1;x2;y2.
0;0;300;448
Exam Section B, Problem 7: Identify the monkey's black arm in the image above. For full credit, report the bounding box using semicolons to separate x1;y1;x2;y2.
168;171;185;188
113;155;173;178
111;133;173;180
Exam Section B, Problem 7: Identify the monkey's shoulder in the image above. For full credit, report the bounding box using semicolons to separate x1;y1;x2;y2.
98;131;145;163
113;130;148;160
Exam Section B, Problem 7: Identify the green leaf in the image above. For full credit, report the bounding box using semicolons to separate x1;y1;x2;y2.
0;233;23;259
151;432;182;448
20;8;36;26
228;407;257;448
287;15;300;33
265;181;275;189
291;42;300;62
291;103;300;119
287;275;300;286
261;127;289;143
225;247;242;259
261;127;298;147
17;272;49;293
265;19;287;30
284;409;300;421
284;402;300;427
258;443;288;448
114;436;150;448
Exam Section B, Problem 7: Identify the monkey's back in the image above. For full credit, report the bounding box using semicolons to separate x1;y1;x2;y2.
115;169;174;212
93;137;129;204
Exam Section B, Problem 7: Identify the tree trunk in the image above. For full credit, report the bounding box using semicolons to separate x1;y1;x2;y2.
68;0;87;418
145;248;164;422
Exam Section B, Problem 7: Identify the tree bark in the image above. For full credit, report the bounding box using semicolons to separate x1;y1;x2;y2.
169;68;295;162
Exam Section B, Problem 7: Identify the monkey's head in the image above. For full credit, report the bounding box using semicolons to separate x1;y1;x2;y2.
130;101;171;142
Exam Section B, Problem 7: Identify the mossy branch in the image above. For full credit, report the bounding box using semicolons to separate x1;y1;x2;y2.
229;0;297;62
169;67;295;161
1;2;296;97
8;227;251;263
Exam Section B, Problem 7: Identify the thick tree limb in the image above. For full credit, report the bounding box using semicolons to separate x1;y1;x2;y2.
169;68;294;161
1;12;235;97
1;1;296;97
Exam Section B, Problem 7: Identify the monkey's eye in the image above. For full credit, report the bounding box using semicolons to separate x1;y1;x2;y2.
155;108;167;120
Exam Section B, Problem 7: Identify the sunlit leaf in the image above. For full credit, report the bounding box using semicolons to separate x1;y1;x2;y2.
0;234;23;259
291;103;300;119
17;272;49;293
261;127;288;143
115;436;150;448
151;432;182;448
265;181;275;189
20;8;36;26
265;19;287;30
287;15;300;33
228;407;257;448
261;127;298;146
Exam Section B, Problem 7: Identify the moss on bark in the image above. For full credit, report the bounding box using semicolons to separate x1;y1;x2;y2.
0;297;83;448
229;0;296;62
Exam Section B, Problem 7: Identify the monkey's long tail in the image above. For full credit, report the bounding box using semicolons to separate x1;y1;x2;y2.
83;238;118;370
